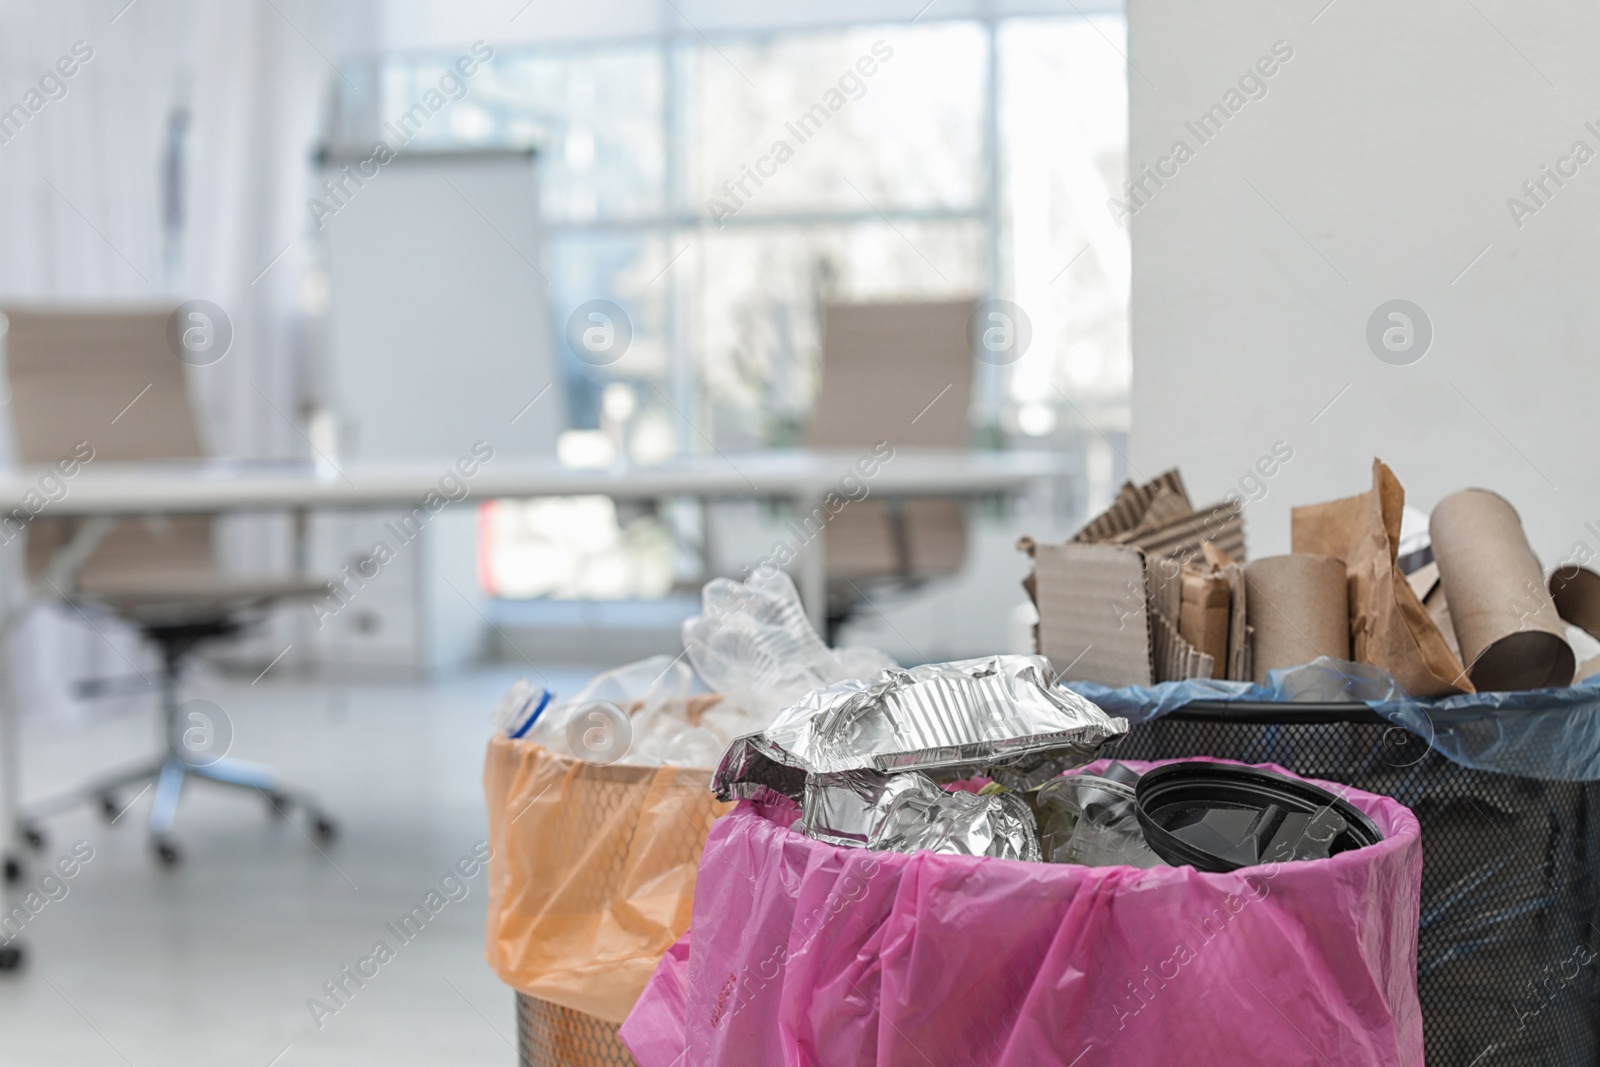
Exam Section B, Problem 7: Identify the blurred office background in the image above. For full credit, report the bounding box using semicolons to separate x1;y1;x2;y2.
0;2;1126;1063
1;0;1129;711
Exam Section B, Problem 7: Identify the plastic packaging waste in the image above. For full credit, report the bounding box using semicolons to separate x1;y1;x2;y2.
1035;763;1163;868
491;678;552;739
683;570;896;723
1068;655;1600;781
521;654;725;766
1133;761;1384;872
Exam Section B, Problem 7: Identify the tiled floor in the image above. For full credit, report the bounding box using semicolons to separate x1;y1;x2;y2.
0;664;589;1067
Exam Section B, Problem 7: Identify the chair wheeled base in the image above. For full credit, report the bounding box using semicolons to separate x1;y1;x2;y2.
16;615;337;868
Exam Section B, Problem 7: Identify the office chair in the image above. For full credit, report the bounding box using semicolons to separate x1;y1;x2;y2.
805;300;975;643
2;306;336;866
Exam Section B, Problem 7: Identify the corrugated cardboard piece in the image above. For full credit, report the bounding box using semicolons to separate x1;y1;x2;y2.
1023;469;1248;686
1291;459;1470;697
1074;469;1247;566
1153;606;1214;682
1020;538;1153;686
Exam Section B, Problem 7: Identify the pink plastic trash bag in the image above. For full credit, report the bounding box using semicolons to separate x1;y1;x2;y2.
620;759;1423;1067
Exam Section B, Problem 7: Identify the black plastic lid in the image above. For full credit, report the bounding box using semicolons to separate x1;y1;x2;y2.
1134;762;1383;873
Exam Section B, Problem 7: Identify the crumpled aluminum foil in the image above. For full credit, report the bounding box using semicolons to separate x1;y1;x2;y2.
713;655;1127;858
803;770;1041;861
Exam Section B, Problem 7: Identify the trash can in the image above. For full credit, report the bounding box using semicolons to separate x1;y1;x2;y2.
515;992;636;1067
621;758;1425;1066
1109;701;1600;1067
485;737;730;1067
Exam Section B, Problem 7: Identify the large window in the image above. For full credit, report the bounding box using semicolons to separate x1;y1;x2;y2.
331;15;1130;597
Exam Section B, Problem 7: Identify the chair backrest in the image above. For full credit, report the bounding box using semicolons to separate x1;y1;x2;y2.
806;300;975;449
806;300;976;581
2;306;214;585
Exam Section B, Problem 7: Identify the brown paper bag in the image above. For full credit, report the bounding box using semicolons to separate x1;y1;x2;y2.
484;737;731;1023
1179;564;1230;679
1291;459;1471;697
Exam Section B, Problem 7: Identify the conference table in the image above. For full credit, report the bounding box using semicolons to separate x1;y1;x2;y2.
0;446;1069;960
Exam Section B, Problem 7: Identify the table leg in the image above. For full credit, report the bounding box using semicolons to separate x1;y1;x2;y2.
794;494;828;636
292;508;310;575
0;605;21;876
291;507;310;675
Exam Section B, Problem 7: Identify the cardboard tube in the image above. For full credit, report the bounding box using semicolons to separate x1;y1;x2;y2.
1430;489;1574;691
1243;554;1350;683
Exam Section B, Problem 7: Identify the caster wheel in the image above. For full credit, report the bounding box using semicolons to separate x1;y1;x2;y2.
21;826;45;851
2;855;20;884
312;815;338;843
264;792;291;818
99;795;120;822
153;839;181;867
0;944;23;972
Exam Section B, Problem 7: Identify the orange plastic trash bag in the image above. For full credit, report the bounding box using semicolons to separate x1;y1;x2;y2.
484;735;731;1023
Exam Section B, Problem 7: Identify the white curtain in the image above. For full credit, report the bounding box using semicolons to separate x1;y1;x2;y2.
0;0;341;719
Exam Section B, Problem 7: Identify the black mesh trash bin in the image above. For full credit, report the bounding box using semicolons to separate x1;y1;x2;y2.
1110;702;1600;1067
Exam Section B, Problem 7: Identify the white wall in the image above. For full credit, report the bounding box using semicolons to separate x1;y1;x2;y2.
1128;0;1600;565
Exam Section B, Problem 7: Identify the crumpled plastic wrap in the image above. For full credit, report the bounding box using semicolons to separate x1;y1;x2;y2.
1068;655;1600;781
683;570;896;722
714;654;1126;855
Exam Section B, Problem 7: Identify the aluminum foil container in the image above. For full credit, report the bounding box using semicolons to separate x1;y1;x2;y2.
713;655;1128;803
712;655;1126;856
802;770;1040;861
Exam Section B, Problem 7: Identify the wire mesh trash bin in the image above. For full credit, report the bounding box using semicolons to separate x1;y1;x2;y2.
1109;701;1600;1067
485;737;730;1066
517;993;637;1067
